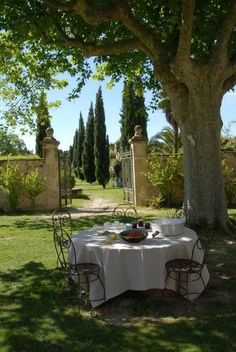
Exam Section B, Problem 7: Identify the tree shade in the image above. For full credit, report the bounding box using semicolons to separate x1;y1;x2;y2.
1;1;236;229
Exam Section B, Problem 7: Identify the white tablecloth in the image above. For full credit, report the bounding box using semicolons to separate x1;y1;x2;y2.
70;227;209;307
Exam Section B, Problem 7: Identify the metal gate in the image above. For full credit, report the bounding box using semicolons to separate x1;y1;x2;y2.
121;151;134;203
59;150;72;207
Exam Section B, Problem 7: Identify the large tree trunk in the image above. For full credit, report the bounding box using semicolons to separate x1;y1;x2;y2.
172;89;229;228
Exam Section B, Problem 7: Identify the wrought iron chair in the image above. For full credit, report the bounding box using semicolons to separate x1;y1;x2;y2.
112;203;138;220
175;205;196;225
165;232;213;298
52;209;105;305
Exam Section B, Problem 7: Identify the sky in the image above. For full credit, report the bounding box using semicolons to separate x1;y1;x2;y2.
21;75;236;152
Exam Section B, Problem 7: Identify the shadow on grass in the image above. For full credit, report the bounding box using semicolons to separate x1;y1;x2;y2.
0;258;236;352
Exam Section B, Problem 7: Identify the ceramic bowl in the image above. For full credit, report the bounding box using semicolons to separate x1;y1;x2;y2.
150;217;186;236
119;228;148;243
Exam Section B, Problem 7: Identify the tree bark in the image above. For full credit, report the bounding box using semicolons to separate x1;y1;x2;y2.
172;88;229;228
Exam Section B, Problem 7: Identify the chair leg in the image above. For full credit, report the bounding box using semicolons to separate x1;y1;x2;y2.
177;271;181;294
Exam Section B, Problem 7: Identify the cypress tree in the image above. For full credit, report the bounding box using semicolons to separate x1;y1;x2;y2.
72;128;79;176
120;79;148;151
104;134;110;184
77;113;85;180
35;92;51;157
82;103;96;183
94;87;110;188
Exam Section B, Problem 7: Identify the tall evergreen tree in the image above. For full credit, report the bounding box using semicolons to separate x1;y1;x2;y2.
35;92;51;157
72;128;79;176
77;113;85;180
82;103;96;183
104;134;110;184
120;79;148;152
94;87;110;188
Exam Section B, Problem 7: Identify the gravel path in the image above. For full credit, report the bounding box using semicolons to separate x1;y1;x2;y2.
69;197;117;217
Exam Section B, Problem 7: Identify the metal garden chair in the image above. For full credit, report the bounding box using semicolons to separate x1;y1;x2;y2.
52;209;105;305
112;203;138;220
165;231;213;299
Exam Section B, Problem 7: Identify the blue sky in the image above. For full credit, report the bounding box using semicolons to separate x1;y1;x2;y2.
23;76;236;152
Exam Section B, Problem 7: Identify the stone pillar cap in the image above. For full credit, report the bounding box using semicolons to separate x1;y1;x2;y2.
130;125;147;143
41;127;60;147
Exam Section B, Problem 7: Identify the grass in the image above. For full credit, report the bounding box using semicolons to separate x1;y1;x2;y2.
70;180;125;208
1;189;236;351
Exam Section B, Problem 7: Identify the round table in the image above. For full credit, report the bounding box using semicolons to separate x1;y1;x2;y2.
70;226;210;307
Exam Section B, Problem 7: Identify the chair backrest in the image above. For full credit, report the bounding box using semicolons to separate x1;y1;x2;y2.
190;231;213;270
175;205;196;224
52;209;76;273
112;203;138;219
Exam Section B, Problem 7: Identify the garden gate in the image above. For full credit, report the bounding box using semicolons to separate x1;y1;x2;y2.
59;151;72;207
121;151;134;203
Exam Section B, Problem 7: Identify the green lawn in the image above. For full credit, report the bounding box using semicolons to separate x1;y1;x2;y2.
70;180;124;208
0;192;236;351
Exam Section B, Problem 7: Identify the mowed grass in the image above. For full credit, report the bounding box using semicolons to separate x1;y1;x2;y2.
0;190;236;351
70;180;125;208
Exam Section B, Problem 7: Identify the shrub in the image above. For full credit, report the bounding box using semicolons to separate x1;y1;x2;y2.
222;159;236;206
22;169;46;208
145;151;183;207
0;161;47;211
0;161;23;211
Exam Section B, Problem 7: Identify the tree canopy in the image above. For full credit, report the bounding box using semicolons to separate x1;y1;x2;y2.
0;129;30;155
1;0;236;228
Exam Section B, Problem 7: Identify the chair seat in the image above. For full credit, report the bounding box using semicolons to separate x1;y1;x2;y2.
71;263;100;274
166;258;202;273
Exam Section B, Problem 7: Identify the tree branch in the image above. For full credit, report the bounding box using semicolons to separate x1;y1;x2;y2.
48;30;143;57
222;58;236;93
45;0;178;88
210;0;236;69
44;0;119;24
223;73;236;94
176;0;196;65
44;0;79;12
117;1;165;59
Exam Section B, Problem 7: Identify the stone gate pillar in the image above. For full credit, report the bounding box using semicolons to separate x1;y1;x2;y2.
41;127;60;210
130;125;150;206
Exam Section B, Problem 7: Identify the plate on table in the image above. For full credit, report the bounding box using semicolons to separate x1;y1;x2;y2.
119;228;148;243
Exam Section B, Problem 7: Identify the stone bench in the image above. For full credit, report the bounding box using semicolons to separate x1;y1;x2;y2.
71;187;83;198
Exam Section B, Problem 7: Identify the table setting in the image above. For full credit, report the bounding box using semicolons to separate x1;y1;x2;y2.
69;217;210;307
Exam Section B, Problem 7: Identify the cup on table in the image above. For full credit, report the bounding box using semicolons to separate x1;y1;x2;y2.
132;221;137;229
144;222;151;229
138;219;144;227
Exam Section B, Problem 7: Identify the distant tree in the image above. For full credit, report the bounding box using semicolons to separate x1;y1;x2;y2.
120;79;148;151
82;103;96;183
68;145;73;165
0;129;30;155
104;135;110;184
77;113;85;180
94;87;110;188
72;128;79;176
221;136;236;152
35;92;51;157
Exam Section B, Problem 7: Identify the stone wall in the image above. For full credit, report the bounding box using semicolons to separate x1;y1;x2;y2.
130;127;236;206
0;128;60;211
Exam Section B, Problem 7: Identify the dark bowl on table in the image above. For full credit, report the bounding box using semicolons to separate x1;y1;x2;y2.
119;228;148;243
